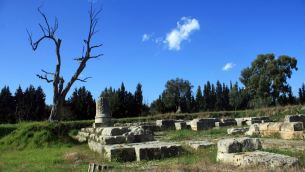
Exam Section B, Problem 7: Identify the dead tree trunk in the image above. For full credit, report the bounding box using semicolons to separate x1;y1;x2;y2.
27;6;102;121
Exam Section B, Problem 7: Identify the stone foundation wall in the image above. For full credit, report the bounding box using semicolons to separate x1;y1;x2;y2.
246;122;304;140
216;137;299;168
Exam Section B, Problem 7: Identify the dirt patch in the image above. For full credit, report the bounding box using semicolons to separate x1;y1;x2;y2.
64;152;84;162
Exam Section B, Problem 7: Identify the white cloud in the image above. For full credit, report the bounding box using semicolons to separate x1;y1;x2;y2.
164;17;200;51
155;37;163;44
222;63;236;71
142;34;151;42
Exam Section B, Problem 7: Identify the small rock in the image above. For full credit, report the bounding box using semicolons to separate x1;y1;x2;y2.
227;128;248;135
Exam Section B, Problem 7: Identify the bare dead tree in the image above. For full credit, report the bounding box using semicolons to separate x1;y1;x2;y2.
27;6;103;121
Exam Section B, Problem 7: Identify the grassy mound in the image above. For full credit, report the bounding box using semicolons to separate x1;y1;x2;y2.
0;124;18;139
0;121;92;150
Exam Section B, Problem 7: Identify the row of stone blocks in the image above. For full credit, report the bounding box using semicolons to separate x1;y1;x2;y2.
217;137;299;168
156;116;271;131
246;121;304;140
88;140;182;162
76;126;154;144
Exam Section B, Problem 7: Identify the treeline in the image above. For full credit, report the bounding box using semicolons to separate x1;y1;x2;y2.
1;54;305;123
0;85;96;123
0;83;148;123
151;54;302;113
150;79;247;113
0;86;47;123
100;83;149;118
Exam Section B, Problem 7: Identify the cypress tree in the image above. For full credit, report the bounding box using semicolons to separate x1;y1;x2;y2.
134;83;143;115
195;86;203;112
0;86;15;123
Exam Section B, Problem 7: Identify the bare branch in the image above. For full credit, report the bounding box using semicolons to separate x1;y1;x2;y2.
36;74;53;83
88;53;103;59
91;43;103;49
38;24;46;36
76;77;92;82
41;69;55;76
52;17;59;35
73;57;84;62
26;29;34;49
38;8;51;35
61;6;102;98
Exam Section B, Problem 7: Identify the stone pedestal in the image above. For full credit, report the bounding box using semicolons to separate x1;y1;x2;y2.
93;97;112;127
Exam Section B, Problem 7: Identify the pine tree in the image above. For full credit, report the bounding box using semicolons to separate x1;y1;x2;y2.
195;86;203;112
215;81;223;111
299;84;305;104
68;87;95;120
229;82;241;112
203;81;211;111
23;85;36;121
0;86;15;123
14;86;25;122
118;82;127;117
222;83;230;110
34;86;47;120
211;84;216;111
134;83;143;115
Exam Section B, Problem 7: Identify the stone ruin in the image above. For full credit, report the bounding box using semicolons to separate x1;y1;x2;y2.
245;114;305;140
93;97;112;128
245;122;304;139
76;97;182;162
76;97;305;166
155;116;271;131
217;137;299;168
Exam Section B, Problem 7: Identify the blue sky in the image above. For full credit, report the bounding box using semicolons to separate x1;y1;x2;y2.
0;0;305;104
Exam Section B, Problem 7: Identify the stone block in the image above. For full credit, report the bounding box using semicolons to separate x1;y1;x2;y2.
285;114;305;125
245;117;271;126
156;119;176;130
217;151;299;168
75;131;89;142
160;144;182;158
95;127;104;135
215;119;237;127
227;128;248;135
132;142;182;161
175;121;188;130
88;140;104;154
128;126;154;142
281;122;303;132
103;145;136;162
190;118;218;131
280;131;304;140
235;118;246;126
134;144;162;161
258;123;269;131
101;127;129;136
267;122;283;131
87;127;95;133
101;136;127;145
217;137;261;153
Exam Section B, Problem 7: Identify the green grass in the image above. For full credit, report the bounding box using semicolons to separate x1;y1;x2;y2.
160;128;228;142
0;123;17;139
0;144;97;172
